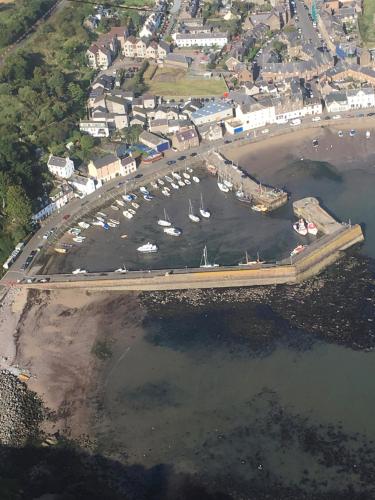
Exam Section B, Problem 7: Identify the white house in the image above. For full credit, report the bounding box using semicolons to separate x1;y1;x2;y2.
228;96;275;133
173;33;228;48
68;174;96;197
347;87;375;109
120;156;137;176
32;185;74;222
47;155;75;179
79;120;110;137
325;92;350;113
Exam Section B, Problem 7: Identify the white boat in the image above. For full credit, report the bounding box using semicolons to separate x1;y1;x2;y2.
171;182;179;190
188;199;200;222
121;234;128;239
251;204;268;212
116;199;125;207
293;219;308;236
218;181;229;193
73;237;85;243
236;189;252;204
164;227;182;237
139;186;149;195
184;179;191;185
78;221;90;229
164;186;171;192
178;180;185;187
158;209;172;227
132;202;139;209
137;242;158;253
151;181;159;189
290;244;306;257
162;189;171;197
200;245;219;268
144;194;153;201
123;194;133;202
115;266;127;273
165;175;173;183
109;219;120;225
68;227;81;235
192;176;200;183
72;268;87;274
97;212;107;218
307;221;318;235
97;216;106;223
107;222;117;228
366;130;371;139
128;208;136;215
123;210;133;219
172;172;181;180
183;172;190;180
157;178;165;186
92;220;103;226
199;193;211;218
187;167;193;173
238;251;264;266
111;204;119;211
223;179;233;189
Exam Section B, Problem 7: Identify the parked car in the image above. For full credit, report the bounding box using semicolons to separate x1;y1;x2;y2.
167;160;176;165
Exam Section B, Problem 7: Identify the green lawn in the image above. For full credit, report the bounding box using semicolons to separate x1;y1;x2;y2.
359;0;375;47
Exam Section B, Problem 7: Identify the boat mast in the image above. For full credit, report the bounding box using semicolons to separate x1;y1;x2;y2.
203;246;208;266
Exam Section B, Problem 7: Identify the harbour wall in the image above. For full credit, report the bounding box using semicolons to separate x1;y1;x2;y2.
24;223;364;292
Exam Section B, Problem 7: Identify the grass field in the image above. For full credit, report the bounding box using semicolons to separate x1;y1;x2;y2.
144;66;227;97
359;0;375;47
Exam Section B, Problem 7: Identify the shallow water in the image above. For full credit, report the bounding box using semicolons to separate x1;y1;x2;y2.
92;155;375;497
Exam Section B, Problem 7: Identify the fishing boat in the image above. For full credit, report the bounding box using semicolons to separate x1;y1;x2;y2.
72;268;87;274
139;186;149;195
178;180;185;187
131;202;139;209
128;208;136;215
238;251;264;266
171;182;179;190
158;209;172;227
183;172;190;180
188;199;200;222
164;227;182;237
165;175;173;183
137;242;158;253
192;176;200;183
199;194;211;218
97;212;107;218
116;199;125;207
293;219;308;236
144;194;153;201
290;244;306;257
115;266;127;273
54;247;67;254
162;188;171;197
111;204;119;211
78;221;90;229
121;234;128;239
123;210;133;219
307;221;318;235
184;179;191;185
172;172;181;180
157;178;165;186
200;246;219;268
251;204;268;212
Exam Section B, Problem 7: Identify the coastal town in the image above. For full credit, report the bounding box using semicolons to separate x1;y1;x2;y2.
1;0;374;277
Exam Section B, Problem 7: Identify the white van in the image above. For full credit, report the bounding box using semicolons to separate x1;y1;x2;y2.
291;118;301;126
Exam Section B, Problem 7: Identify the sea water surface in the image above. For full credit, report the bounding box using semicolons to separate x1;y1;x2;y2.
93;157;375;497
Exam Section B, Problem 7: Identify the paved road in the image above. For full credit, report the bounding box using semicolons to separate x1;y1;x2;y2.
295;0;321;47
2;110;374;285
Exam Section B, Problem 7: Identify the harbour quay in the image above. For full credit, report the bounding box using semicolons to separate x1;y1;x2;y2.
293;197;342;235
203;151;288;212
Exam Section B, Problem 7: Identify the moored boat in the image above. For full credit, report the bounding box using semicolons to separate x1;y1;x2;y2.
184;179;191;185
78;221;90;229
183;172;190;180
178;180;185;187
54;247;67;254
131;202;139;209
188;199;200;222
162;189;171;197
158;209;172;227
192;176;200;183
143;194;153;201
293;219;308;236
200;245;219;268
116;199;125;207
199;193;211;218
164;227;182;237
165;175;173;183
307;221;318;235
123;210;133;219
139;186;149;195
172;172;181;180
111;204;120;211
251;204;268;212
290;244;306;257
238;251;265;266
137;242;158;253
171;182;179;190
157;178;165;186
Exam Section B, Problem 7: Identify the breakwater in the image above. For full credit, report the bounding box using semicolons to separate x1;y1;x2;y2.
23;197;364;291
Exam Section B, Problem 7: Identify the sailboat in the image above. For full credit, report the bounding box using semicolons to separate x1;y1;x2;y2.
238;251;265;266
158;209;172;227
188;199;200;222
217;173;229;192
200;246;219;268
199;194;211;218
